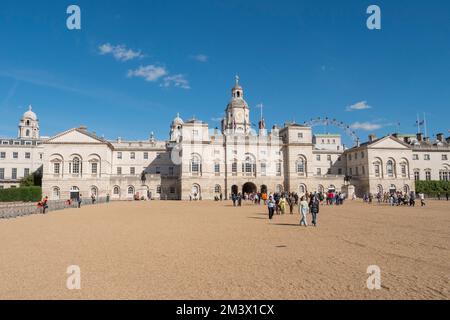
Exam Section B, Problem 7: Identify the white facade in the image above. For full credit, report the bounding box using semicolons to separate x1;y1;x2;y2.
1;79;449;199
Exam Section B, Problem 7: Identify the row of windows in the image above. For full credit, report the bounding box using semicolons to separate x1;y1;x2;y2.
347;151;365;161
0;168;30;180
315;154;340;162
115;166;174;176
0;151;36;159
413;154;448;161
192;160;282;176
414;170;450;181
116;152;162;160
0;140;40;146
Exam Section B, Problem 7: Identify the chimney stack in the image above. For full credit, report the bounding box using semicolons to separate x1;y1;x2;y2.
368;134;376;143
436;133;444;142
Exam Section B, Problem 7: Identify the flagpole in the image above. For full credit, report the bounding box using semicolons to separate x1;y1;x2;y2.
423;112;428;138
416;113;420;134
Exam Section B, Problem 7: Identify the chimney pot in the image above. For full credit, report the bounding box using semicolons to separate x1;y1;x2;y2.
416;133;423;142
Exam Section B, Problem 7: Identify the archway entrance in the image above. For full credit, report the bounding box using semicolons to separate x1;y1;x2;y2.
231;185;238;195
70;186;79;200
260;184;268;194
242;182;257;195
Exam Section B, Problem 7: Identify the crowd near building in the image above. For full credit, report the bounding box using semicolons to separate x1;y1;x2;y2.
1;78;449;201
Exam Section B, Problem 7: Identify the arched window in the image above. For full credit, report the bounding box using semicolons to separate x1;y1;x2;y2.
113;186;120;195
299;184;307;195
414;169;420;181
90;186;98;197
190;154;201;175
403;185;410;194
52;187;60;200
373;159;382;178
377;185;383;194
127;186;135;195
243;156;255;175
296;157;306;175
386;160;394;177
72;157;81;174
26;120;30;126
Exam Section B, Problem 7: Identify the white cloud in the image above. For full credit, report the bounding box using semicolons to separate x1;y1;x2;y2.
350;122;382;131
346;101;372;112
162;74;191;89
127;65;168;82
190;54;208;62
99;43;144;62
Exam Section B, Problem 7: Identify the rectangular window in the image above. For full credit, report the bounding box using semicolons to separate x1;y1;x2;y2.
327;168;331;174
261;163;266;176
401;165;407;177
349;168;353;175
361;152;365;158
316;155;321;161
12;168;17;179
327;155;331;161
13;152;18;159
130;152;135;159
355;153;358;160
157;186;161;194
144;152;148;160
0;168;4;179
362;166;365;175
130;167;135;175
117;152;122;159
214;163;220;175
54;162;60;174
156;167;161;174
169;167;174;176
25;152;31;159
424;154;430;160
0;152;5;159
117;167;122;175
375;165;380;177
442;154;448;161
298;133;303;139
276;163;282;176
39;153;43;160
413;154;419;160
192;130;199;137
425;171;431;181
232;162;237;175
24;168;30;176
414;171;420;181
316;168;321;176
356;167;359;175
91;163;98;174
170;187;175;194
338;168;342;175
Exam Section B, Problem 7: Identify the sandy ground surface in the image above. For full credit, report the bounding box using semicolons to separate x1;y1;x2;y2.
0;199;449;300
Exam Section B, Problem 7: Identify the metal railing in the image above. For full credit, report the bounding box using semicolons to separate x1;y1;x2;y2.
0;196;111;219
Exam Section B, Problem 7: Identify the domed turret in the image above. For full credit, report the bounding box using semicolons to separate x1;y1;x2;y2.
169;113;183;142
224;75;250;134
18;105;40;139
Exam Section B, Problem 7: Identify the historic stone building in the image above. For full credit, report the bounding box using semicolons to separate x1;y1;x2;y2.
1;78;449;200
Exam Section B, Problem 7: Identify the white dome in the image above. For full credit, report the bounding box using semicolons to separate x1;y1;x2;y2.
23;105;37;121
172;113;184;126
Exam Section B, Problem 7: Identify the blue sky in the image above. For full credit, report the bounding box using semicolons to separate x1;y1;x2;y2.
0;0;449;145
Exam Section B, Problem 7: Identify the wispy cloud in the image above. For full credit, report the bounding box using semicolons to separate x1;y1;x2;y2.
346;101;372;112
98;43;144;62
190;54;208;62
127;65;168;82
350;121;382;131
162;74;190;89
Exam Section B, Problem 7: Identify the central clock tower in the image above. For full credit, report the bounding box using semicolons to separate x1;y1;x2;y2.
224;75;250;134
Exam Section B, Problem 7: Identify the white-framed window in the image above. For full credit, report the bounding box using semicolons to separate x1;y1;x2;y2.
13;152;18;159
260;162;266;176
72;157;81;174
190;155;201;175
127;186;135;195
214;163;220;175
298;133;303;139
296;158;305;174
117;152;122;159
424;154;430;160
400;163;407;177
24;168;30;176
0;152;5;159
91;162;98;175
413;154;419;160
54;162;60;175
113;186;120;195
425;170;431;181
12;168;17;179
442;154;448;161
130;152;135;159
276;162;282;176
0;168;4;179
144;152;148;160
157;185;161;194
214;185;221;193
130;167;135;175
327;155;331;161
316;155;321;161
25;152;31;159
386;160;394;177
52;187;60;200
414;170;420;181
117;167;122;175
232;161;238;175
316;168;321;176
374;163;380;177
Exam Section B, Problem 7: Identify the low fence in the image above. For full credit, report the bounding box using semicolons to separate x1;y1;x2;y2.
0;196;110;219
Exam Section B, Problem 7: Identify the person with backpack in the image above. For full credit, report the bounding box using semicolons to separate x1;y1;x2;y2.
309;194;320;227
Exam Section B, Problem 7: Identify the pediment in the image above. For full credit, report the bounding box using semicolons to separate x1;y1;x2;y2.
369;136;411;149
46;128;106;144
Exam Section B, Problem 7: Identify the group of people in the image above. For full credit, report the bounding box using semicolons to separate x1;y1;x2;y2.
362;191;429;207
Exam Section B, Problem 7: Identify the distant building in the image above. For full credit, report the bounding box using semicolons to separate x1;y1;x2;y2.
1;79;449;199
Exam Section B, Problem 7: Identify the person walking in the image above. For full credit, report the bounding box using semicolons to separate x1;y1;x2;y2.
446;192;449;201
299;196;309;226
41;196;49;214
267;196;275;220
279;196;286;214
309;195;320;227
288;194;295;214
419;193;426;206
77;194;83;208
